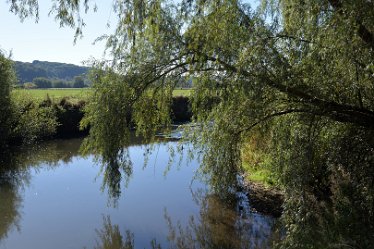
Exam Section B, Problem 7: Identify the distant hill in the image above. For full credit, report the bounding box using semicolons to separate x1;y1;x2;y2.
14;60;90;84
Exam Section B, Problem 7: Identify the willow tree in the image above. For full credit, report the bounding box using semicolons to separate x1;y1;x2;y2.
82;1;373;246
8;0;374;247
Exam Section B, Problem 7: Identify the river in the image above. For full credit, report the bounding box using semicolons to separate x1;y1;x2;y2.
0;138;278;249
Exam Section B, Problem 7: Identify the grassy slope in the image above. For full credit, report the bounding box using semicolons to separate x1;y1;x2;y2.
241;135;279;188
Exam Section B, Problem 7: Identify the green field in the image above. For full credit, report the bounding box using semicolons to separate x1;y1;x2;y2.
13;88;91;101
13;88;191;101
172;89;191;97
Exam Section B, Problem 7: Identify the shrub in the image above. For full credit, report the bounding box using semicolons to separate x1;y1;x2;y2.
0;53;15;148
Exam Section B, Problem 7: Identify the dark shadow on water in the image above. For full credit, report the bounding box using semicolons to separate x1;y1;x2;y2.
0;177;22;242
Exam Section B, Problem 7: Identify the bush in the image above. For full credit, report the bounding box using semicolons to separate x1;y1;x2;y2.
55;97;87;136
0;53;15;148
10;92;58;142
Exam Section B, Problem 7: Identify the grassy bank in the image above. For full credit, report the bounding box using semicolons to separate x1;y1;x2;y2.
241;134;279;188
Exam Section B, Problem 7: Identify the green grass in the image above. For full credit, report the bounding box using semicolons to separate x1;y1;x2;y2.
172;89;191;97
242;161;277;188
13;88;91;101
13;88;191;100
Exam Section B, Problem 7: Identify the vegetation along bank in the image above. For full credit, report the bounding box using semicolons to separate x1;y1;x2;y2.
4;88;192;145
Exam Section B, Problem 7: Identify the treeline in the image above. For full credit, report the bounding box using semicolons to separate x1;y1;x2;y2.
24;76;87;89
14;60;90;87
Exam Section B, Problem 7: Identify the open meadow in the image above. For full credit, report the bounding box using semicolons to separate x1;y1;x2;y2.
12;88;91;101
13;88;191;101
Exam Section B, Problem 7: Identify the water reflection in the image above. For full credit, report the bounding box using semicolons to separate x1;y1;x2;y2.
99;150;133;205
164;190;278;249
0;138;82;171
89;190;278;249
1;127;373;249
0;178;22;241
0;138;278;249
0;139;83;242
93;216;135;249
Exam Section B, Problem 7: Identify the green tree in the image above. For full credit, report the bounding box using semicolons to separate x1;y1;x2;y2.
73;75;85;88
81;1;374;247
0;52;15;148
6;0;374;247
33;77;52;88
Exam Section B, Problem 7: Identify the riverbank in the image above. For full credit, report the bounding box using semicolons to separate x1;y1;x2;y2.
7;91;285;219
7;94;192;144
241;175;284;217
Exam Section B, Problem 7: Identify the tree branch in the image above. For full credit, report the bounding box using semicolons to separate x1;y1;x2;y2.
202;53;374;128
269;34;313;44
235;109;320;135
328;0;374;50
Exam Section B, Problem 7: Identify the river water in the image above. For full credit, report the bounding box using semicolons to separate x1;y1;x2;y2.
0;138;277;249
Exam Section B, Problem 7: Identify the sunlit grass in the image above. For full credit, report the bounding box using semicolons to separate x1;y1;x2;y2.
173;89;191;96
13;88;91;101
242;161;277;188
13;88;191;100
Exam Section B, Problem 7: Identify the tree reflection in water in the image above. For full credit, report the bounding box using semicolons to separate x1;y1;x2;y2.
0;138;279;248
164;189;279;249
93;216;135;249
90;189;279;249
98;150;133;206
0;171;23;242
0;139;83;242
90;215;164;249
93;134;162;205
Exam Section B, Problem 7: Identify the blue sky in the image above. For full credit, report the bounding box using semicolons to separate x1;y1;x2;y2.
1;0;259;66
0;1;115;65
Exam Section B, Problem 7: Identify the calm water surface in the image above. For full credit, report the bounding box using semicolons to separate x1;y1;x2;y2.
0;138;277;249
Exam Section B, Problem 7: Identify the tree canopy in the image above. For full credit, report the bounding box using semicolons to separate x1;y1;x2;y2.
5;0;374;247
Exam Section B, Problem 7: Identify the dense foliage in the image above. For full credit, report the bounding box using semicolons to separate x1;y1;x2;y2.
14;60;90;86
0;52;15;148
6;0;374;247
31;76;86;88
0;54;58;146
85;1;374;247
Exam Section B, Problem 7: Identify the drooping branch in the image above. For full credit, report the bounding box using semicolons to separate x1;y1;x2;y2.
328;0;374;51
268;34;314;44
235;109;319;135
202;53;374;128
131;60;190;103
